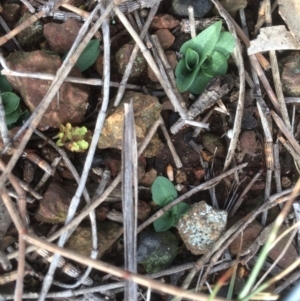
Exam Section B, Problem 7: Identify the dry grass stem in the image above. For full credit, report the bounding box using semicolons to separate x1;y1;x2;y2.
0;94;11;148
253;0;278;36
212;0;245;172
0;10;45;46
188;6;196;38
265;0;292;131
22;234;227;301
150;34;187;109
113;3;160;107
229;169;263;217
273;140;282;193
0;15;22;50
159;116;183;168
272;110;300;155
1;68;143;90
122;103;138;301
114;6;188;119
277;135;300;168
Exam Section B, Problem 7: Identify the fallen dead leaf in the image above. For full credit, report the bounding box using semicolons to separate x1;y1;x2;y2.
278;0;300;42
248;26;300;55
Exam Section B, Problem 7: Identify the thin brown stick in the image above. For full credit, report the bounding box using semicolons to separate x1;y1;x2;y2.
249;55;281;113
265;0;291;131
0;15;23;50
114;6;188;119
273;140;282;193
277;135;300;167
253;0;278;36
159;116;183;168
271;110;300;156
23;234;227;301
229;169;263;217
150;34;187;110
211;0;245;172
0;10;45;46
113;2;160;107
1;68;143;91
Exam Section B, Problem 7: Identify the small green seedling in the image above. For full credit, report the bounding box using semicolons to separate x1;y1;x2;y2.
63;39;100;72
55;123;92;152
0;74;29;127
175;20;236;95
151;176;190;232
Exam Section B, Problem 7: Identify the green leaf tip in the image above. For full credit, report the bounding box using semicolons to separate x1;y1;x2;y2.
76;39;100;72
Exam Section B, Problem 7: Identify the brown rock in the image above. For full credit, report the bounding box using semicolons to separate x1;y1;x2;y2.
175;169;187;184
95;55;104;77
140;168;157;186
43;19;81;53
98;91;162;157
177;201;227;255
143;134;163;157
229;219;263;254
2;3;20;22
115;42;147;77
237;130;257;162
6;50;89;130
193;166;205;181
155;29;175;50
65;221;122;258
138;201;151;221
150;14;180;30
35;181;77;223
268;226;298;269
148;51;178;83
16;12;43;50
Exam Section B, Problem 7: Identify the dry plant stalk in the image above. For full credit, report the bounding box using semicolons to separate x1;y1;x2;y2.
114;7;188;119
22;234;227;301
210;0;245;172
122;103;138;301
264;0;291;131
113;3;160;107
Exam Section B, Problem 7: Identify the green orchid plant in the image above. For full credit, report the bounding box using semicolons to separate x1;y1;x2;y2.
175;20;236;95
151;176;190;232
0;74;29;127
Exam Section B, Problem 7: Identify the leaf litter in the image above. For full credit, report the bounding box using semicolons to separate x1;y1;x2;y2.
0;0;300;300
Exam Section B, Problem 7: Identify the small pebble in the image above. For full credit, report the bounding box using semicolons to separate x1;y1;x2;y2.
170;0;212;18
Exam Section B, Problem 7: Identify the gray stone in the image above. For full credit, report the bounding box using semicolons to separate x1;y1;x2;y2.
66;221;122;258
16;12;43;50
115;42;146;77
137;231;178;273
170;0;212;18
177;201;227;255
